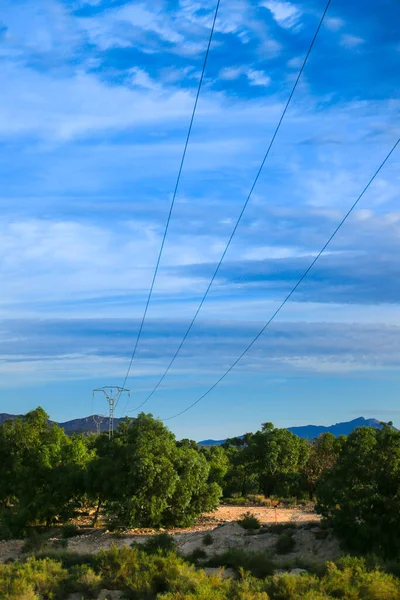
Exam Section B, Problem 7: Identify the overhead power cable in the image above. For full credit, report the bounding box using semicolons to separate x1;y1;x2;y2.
127;0;332;414
161;137;400;421
116;0;221;411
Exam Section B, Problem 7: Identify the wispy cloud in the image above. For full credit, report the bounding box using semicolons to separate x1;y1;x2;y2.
261;0;302;30
340;34;365;49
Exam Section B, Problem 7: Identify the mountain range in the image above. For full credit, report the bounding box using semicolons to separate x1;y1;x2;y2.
0;414;388;439
197;417;386;445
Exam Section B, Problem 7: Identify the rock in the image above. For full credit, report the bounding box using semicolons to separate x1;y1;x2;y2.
97;590;124;600
275;568;307;576
203;567;235;580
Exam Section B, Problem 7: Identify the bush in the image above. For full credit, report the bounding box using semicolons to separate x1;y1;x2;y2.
275;532;296;555
69;564;102;598
61;524;81;539
223;497;248;506
22;532;49;554
0;557;68;600
264;523;297;535
35;550;97;569
207;548;274;579
141;533;177;555
238;512;261;531
53;539;68;549
203;533;214;546
186;548;208;563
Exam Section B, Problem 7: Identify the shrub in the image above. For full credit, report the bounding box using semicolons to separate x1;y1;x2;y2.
275;532;296;555
238;512;261;531
203;533;214;546
186;548;208;563
22;532;49;554
141;533;177;555
35;550;97;569
223;497;248;506
265;523;297;535
61;524;81;539
69;564;102;598
53;539;68;549
207;549;274;579
266;572;320;600
0;557;68;600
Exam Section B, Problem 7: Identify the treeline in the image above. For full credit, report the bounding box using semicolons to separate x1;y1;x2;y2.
1;408;399;558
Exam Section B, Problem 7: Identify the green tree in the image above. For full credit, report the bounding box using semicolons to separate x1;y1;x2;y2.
200;445;230;487
91;413;221;528
246;423;310;497
0;408;92;536
316;424;400;557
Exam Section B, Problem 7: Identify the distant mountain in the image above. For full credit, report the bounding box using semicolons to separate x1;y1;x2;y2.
287;417;384;439
198;417;388;445
0;413;131;435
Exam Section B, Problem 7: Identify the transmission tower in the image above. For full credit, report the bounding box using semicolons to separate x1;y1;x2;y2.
93;386;130;438
92;414;105;435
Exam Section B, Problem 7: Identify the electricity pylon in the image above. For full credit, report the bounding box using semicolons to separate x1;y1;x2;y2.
93;414;105;435
93;386;130;438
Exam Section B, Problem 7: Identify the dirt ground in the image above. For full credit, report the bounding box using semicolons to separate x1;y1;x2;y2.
0;505;335;566
202;505;320;526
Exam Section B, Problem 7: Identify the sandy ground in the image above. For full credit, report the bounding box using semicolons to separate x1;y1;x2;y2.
203;505;320;525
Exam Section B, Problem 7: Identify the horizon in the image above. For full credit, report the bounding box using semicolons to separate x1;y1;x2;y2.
1;0;400;440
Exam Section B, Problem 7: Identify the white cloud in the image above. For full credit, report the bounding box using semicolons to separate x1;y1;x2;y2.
247;69;271;87
261;0;302;29
219;66;271;86
129;67;160;90
325;17;345;31
340;34;365;49
219;66;244;81
0;0;82;58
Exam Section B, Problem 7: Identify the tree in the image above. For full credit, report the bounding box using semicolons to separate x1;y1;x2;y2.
200;445;230;487
91;413;222;528
302;433;343;500
316;425;400;558
246;424;310;497
0;408;92;536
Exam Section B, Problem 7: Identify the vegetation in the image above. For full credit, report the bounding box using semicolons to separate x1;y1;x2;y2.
0;409;221;535
202;533;213;546
275;531;296;555
1;548;400;599
2;406;400;576
238;511;261;531
316;423;400;558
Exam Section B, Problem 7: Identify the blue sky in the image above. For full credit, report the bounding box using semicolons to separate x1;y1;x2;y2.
1;0;400;440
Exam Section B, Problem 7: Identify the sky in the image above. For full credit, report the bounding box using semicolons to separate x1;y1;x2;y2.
0;0;400;441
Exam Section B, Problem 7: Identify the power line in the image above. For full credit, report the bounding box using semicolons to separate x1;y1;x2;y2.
117;0;221;411
127;0;332;414
161;137;400;421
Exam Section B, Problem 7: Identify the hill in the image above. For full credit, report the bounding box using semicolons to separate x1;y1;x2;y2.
198;417;386;445
0;413;130;434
